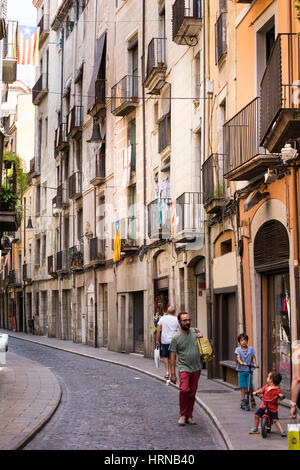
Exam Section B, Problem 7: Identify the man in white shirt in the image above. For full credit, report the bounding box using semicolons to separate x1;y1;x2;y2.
156;306;179;379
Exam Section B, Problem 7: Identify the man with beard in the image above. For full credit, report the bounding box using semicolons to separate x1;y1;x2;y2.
169;312;203;426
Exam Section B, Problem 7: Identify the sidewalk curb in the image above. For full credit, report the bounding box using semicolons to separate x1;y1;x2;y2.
15;381;62;451
9;333;233;450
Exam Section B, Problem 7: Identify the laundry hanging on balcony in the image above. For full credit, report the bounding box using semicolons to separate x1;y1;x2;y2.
14;24;40;66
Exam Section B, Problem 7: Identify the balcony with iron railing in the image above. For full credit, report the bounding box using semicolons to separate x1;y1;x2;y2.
69;172;82;199
202;154;227;214
67;105;83;137
260;33;300;153
144;38;167;94
89;237;105;264
32;73;48;105
56;250;69;273
90;145;106;185
54;123;69;155
69;245;84;271
112;217;139;254
148;198;171;240
9;268;22;285
172;192;204;244
56;182;69;209
29;155;41;178
38;14;50;46
111;75;139;116
172;0;202;46
88;79;106;117
223;97;281;181
23;263;32;282
2;20;18;84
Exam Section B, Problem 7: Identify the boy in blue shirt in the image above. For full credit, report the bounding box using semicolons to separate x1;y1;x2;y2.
235;333;258;409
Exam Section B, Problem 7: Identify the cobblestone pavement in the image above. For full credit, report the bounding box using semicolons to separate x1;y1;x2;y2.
9;338;225;451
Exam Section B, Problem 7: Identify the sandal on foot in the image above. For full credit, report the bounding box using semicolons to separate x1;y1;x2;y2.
249;428;259;434
281;431;287;437
187;418;197;425
178;416;186;426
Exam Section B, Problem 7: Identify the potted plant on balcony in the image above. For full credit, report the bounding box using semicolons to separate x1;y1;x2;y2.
0;186;18;211
70;250;83;269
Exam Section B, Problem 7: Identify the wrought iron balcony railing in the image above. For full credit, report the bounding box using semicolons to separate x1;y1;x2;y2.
148;198;171;240
144;38;167;93
89;237;105;262
69;245;84;270
32;73;48;105
202;154;226;205
90;145;106;185
54;123;69;154
260;33;300;152
173;192;204;243
111;75;139;116
69;172;82;199
38;14;50;45
67;105;83;137
172;0;202;46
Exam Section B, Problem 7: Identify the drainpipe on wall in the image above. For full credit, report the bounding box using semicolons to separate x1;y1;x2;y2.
235;191;246;334
93;0;98;349
290;163;300;344
142;0;147;247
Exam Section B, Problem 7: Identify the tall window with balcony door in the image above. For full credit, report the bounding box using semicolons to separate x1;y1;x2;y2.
129;39;138;99
128;119;136;172
215;0;227;65
128;185;136;246
256;17;275;95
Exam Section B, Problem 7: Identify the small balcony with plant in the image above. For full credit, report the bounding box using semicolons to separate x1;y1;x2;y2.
144;38;167;94
0;158;20;233
111;75;139;116
172;0;202;46
69;245;84;271
202;154;227;214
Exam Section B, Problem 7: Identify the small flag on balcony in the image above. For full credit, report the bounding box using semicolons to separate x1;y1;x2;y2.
14;24;40;66
113;220;122;262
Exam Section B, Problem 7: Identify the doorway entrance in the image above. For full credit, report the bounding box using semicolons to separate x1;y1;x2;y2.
133;291;144;354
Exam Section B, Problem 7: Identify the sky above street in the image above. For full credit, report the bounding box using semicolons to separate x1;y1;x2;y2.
7;0;37;87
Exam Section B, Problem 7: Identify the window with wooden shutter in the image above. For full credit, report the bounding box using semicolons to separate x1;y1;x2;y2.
254;220;289;273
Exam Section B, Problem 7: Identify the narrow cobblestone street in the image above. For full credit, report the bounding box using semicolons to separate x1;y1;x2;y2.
9;338;225;451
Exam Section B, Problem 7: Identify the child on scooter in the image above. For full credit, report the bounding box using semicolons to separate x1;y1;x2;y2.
235;333;258;409
249;371;287;437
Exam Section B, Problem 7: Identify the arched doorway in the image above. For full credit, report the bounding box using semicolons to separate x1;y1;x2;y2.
254;220;291;395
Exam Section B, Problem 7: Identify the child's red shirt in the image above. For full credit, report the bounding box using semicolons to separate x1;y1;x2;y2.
259;385;281;413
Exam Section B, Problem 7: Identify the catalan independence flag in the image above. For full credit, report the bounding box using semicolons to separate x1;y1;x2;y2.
14;25;39;66
113;220;122;262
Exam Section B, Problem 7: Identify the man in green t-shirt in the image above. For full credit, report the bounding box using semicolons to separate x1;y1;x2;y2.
170;312;203;426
